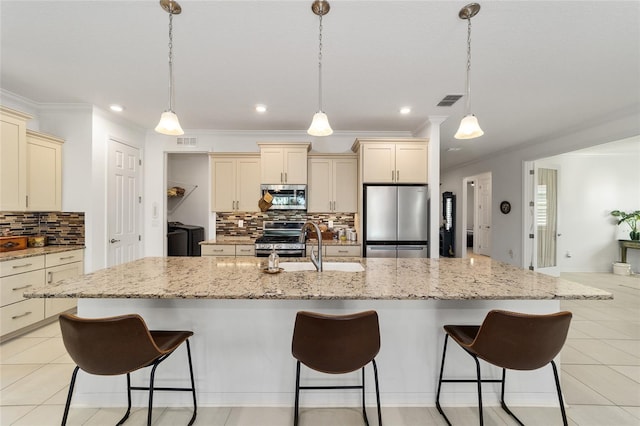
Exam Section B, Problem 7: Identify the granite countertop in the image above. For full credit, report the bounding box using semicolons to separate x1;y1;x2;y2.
24;256;611;301
0;245;85;262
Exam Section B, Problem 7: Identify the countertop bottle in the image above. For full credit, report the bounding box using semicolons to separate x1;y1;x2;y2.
268;249;280;271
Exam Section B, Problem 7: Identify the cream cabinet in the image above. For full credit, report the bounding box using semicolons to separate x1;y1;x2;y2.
308;155;357;213
353;138;428;184
0;106;64;212
201;244;237;256
325;245;361;257
0;106;31;211
210;154;261;212
258;143;310;184
0;249;82;340
26;130;64;211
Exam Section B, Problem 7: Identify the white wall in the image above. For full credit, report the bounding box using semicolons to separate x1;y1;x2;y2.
441;109;640;271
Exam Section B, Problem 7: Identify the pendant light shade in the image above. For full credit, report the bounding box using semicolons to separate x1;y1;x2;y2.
155;111;184;135
308;0;333;137
455;114;484;139
455;3;483;140
156;0;184;136
308;112;333;136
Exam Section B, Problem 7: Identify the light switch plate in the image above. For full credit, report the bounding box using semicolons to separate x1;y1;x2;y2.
238;219;244;228
328;220;334;228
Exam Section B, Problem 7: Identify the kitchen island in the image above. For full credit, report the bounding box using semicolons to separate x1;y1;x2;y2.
25;256;611;409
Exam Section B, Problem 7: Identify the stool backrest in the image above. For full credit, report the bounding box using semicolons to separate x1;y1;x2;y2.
59;313;163;376
471;310;572;370
292;310;380;374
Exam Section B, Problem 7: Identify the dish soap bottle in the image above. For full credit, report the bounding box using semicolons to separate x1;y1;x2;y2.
268;249;280;272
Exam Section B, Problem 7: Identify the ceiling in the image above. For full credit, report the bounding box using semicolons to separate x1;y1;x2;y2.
1;1;639;170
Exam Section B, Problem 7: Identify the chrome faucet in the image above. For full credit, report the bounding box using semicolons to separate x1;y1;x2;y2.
300;221;323;272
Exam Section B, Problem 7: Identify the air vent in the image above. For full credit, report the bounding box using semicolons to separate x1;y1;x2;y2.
177;137;197;146
437;94;463;107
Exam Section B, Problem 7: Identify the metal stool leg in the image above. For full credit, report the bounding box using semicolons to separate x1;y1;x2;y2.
61;366;80;426
551;361;569;426
472;355;483;426
185;340;197;426
435;335;452;426
373;359;382;426
499;368;524;426
361;366;370;426
294;361;301;426
116;373;132;425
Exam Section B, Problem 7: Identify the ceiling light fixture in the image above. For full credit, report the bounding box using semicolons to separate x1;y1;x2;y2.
307;0;333;137
454;3;484;140
255;105;267;113
155;0;184;136
400;107;412;115
109;105;124;112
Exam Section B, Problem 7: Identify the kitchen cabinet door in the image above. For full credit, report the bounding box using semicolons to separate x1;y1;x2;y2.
361;143;396;183
26;130;63;211
258;143;310;184
332;158;357;212
236;157;261;212
395;143;427;183
211;155;261;212
260;146;285;184
283;147;308;184
211;157;236;211
308;158;332;212
44;261;82;317
0;107;30;211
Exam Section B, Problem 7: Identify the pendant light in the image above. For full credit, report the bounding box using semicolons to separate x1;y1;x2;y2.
307;0;333;136
454;3;484;140
155;0;184;136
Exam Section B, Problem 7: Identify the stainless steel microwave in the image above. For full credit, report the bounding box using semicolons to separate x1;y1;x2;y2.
261;184;306;210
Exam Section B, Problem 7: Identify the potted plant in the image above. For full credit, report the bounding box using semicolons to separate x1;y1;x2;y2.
611;210;640;240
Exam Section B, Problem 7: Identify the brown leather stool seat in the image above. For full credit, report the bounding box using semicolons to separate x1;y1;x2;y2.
291;310;382;426
436;310;572;426
59;313;197;426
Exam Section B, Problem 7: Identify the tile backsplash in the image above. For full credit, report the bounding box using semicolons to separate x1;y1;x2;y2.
217;211;355;238
0;212;85;245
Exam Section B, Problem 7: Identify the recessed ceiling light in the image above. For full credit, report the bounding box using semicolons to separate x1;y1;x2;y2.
400;107;411;114
447;147;462;152
109;104;124;112
255;104;267;113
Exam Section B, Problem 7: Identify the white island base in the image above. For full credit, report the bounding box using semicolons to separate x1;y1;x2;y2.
73;297;563;409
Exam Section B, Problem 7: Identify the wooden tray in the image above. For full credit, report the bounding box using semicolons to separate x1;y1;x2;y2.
0;236;28;252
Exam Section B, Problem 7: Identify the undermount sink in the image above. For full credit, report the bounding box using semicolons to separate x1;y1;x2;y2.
280;262;365;272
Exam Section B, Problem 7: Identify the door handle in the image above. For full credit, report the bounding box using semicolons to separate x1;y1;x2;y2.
396;170;400;181
110;238;120;244
47;271;53;284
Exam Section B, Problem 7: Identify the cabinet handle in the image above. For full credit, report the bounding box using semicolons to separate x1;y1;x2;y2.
397;170;400;181
213;249;224;252
239;249;251;252
47;271;53;284
284;172;287;183
12;284;33;291
12;311;32;320
26;195;29;208
392;170;395;181
280;172;283;183
338;250;348;253
59;256;75;260
12;263;33;269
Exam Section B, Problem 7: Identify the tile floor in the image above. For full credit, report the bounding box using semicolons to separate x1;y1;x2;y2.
1;272;638;425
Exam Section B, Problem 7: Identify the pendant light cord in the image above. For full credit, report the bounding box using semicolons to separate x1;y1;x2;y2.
464;16;472;115
168;11;174;112
317;10;324;112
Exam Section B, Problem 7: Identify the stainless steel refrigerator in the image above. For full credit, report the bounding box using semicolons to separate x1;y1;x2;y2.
364;184;429;258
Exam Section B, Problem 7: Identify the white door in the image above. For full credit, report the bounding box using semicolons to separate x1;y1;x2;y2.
107;139;141;266
475;173;492;256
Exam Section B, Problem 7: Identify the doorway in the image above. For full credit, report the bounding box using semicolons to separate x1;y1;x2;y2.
461;172;492;258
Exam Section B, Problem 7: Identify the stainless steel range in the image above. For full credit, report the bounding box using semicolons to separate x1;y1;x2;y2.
255;221;306;257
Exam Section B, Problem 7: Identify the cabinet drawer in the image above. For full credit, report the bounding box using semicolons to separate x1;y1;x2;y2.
45;249;84;268
0;298;45;336
325;245;361;257
235;245;256;256
0;255;45;277
201;245;236;256
1;269;45;307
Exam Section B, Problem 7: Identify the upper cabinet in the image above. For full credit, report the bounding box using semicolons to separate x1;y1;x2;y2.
257;143;310;184
0;106;64;212
352;138;428;184
26;130;63;211
308;154;358;213
0;106;31;211
210;154;261;212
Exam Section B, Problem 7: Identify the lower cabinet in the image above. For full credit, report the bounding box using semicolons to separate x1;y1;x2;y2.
325;245;361;257
0;249;83;340
201;244;256;257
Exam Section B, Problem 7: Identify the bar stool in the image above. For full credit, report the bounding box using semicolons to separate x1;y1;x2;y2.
59;313;197;426
291;310;382;426
436;310;572;426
